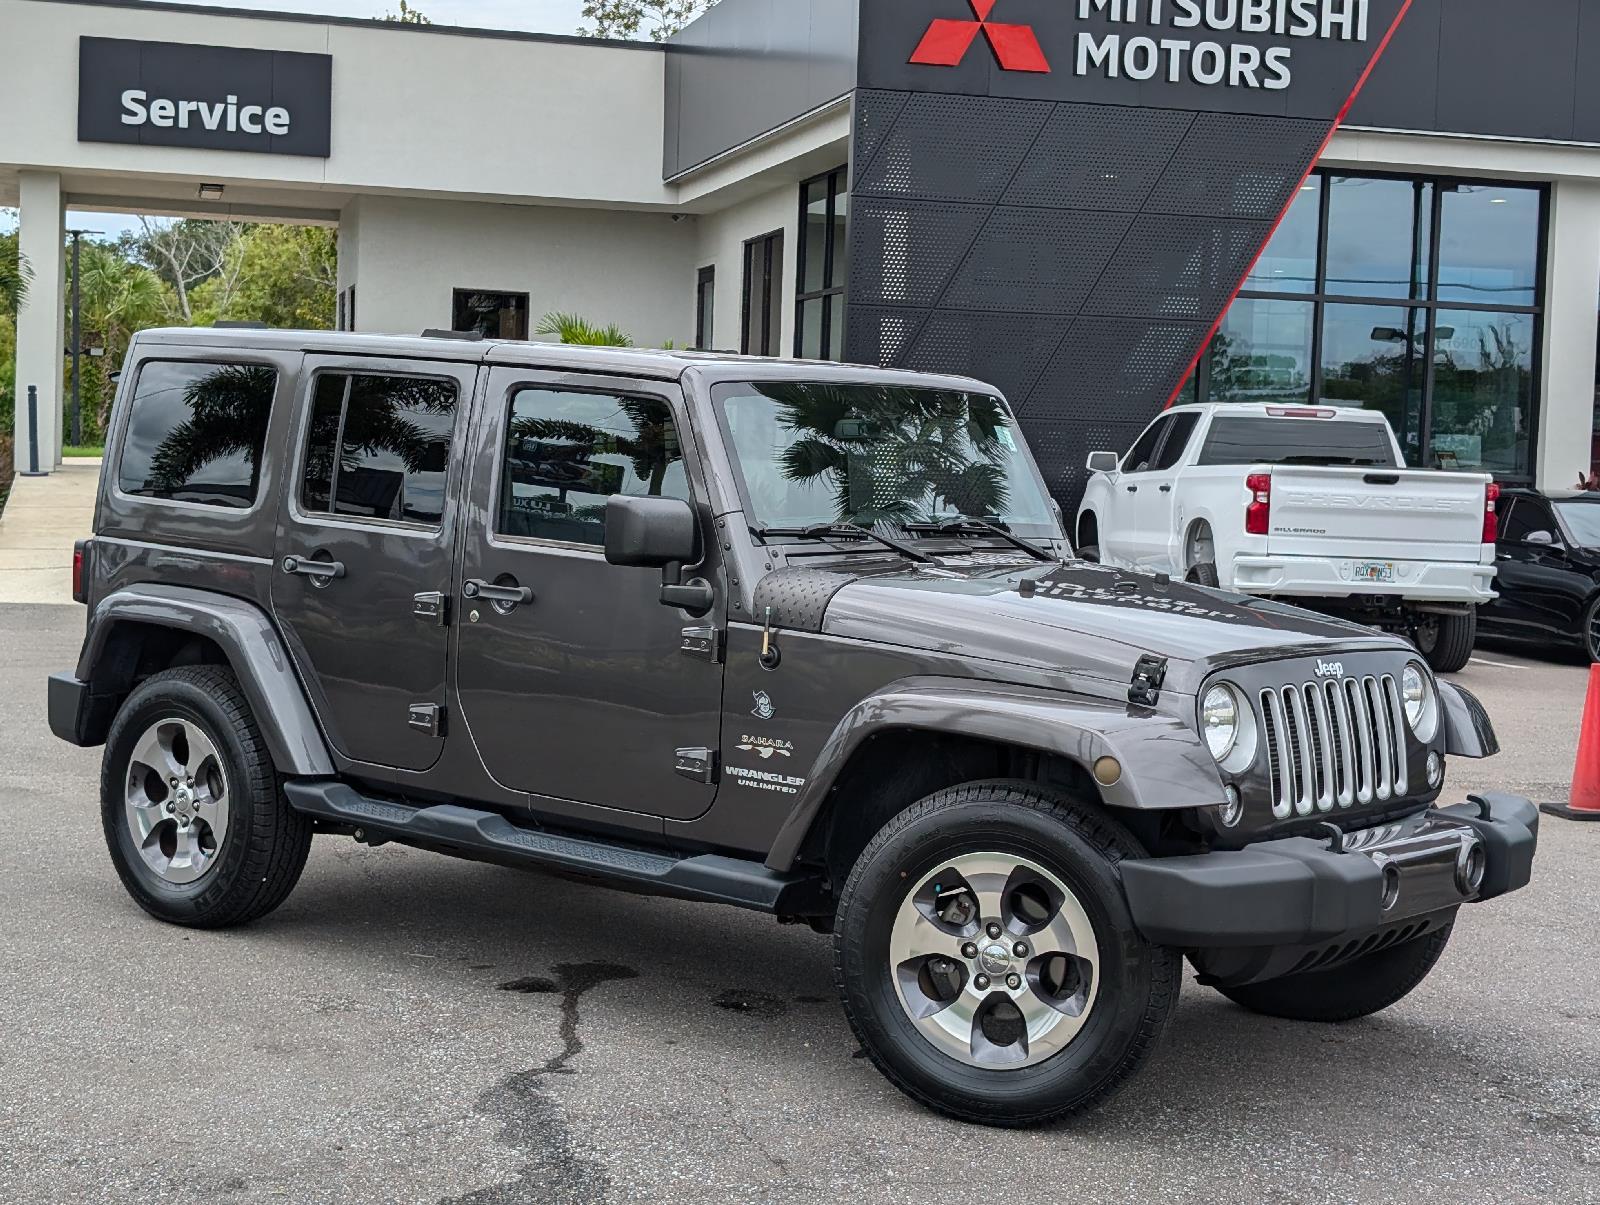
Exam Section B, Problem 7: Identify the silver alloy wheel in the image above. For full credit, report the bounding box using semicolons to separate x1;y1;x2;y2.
1588;605;1600;663
888;851;1100;1070
124;717;231;885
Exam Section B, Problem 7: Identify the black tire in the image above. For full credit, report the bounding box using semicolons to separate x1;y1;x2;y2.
1416;610;1476;673
1582;595;1600;664
1185;562;1220;588
833;782;1179;1127
1213;921;1454;1023
101;665;312;928
1077;544;1101;564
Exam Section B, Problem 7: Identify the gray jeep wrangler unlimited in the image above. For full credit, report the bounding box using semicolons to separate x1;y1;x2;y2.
50;328;1538;1126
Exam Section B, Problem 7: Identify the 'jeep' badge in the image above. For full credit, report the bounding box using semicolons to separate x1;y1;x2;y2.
1315;659;1346;678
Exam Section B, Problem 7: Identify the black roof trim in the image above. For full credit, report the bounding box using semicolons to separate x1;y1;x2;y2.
26;0;662;52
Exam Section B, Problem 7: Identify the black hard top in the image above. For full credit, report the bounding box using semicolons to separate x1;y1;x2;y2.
130;327;996;396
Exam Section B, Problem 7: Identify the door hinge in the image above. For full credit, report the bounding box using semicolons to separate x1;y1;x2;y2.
412;591;448;626
408;702;445;738
674;747;718;784
680;625;723;663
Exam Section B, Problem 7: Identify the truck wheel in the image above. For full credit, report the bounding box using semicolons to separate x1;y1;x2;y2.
833;782;1179;1126
1212;922;1453;1023
1185;562;1220;588
1077;544;1101;563
1416;610;1476;673
101;666;313;928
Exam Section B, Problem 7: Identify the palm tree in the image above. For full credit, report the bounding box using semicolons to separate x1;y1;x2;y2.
535;311;635;347
80;243;170;431
1;231;29;315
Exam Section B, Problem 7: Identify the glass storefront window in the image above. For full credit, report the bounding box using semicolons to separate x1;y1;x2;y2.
1207;298;1313;405
1437;185;1541;307
1325;175;1432;300
1430;310;1535;476
1319;304;1427;463
1245;177;1320;293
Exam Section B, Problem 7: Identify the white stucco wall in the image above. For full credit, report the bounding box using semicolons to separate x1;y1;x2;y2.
344;196;700;347
692;183;804;356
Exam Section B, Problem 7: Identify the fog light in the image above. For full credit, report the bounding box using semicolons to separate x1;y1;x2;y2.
1456;841;1487;895
1093;756;1122;787
1380;863;1402;912
1426;752;1444;789
1218;785;1243;828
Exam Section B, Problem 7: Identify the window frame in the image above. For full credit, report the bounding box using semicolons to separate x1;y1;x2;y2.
794;165;849;361
1121;415;1171;474
695;265;716;351
111;355;282;515
451;288;531;341
288;366;465;535
485;379;702;555
1195;167;1549;483
741;229;785;357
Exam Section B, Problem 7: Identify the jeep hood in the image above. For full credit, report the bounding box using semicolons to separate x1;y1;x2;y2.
777;558;1398;695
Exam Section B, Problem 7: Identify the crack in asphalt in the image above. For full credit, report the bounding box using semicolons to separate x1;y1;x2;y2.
441;961;638;1205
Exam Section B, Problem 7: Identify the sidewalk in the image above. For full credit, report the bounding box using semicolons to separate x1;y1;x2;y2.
0;458;101;605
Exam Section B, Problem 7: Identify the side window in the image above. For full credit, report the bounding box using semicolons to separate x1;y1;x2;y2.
298;372;458;527
117;360;276;508
1500;500;1553;545
1153;411;1201;470
497;388;690;547
1122;417;1169;474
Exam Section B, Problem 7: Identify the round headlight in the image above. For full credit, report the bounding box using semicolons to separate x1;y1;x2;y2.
1402;662;1439;742
1201;685;1240;761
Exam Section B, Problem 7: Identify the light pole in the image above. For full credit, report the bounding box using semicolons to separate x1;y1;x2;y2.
65;228;99;448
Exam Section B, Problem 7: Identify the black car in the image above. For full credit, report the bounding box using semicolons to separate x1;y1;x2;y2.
48;328;1538;1127
1481;488;1600;662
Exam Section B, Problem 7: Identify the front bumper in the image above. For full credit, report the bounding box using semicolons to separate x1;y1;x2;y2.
1230;554;1497;604
1120;793;1537;964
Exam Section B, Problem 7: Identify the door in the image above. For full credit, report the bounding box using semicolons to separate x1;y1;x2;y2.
1131;410;1200;570
1493;498;1585;638
1102;415;1169;567
453;369;724;821
272;358;475;772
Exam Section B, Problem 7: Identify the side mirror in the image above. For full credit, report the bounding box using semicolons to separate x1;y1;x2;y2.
604;495;713;615
1524;530;1557;547
1086;451;1120;474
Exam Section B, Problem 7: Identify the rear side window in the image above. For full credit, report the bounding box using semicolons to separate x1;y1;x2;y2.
497;387;690;547
117;360;276;507
298;373;458;527
1196;416;1399;468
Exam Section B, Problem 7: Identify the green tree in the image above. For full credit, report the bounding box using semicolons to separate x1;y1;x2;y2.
1;227;29;315
78;242;172;436
535;310;634;346
123;217;244;323
191;224;336;330
579;0;716;41
382;0;431;21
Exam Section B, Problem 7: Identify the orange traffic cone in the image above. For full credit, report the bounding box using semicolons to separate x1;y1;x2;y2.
1544;664;1600;821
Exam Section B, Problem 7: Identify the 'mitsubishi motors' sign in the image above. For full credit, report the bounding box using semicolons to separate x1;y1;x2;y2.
1074;0;1375;90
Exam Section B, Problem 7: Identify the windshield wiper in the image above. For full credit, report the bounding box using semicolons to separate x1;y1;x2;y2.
901;516;1055;563
753;522;937;565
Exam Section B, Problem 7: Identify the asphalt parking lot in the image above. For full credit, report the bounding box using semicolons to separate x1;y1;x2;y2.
2;602;1597;1204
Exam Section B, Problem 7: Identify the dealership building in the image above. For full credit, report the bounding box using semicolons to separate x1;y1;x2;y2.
5;0;1600;505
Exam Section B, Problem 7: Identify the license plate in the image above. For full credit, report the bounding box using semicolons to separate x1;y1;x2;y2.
1355;561;1396;583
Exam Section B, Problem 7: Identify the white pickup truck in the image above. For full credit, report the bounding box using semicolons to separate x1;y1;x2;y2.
1076;403;1498;672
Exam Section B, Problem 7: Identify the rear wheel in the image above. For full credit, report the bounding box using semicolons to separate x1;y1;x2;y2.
1212;922;1454;1022
833;782;1179;1126
1583;595;1600;664
1185;562;1220;588
101;666;312;928
1415;610;1476;673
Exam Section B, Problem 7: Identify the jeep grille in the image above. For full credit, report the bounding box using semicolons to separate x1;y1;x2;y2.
1257;676;1407;819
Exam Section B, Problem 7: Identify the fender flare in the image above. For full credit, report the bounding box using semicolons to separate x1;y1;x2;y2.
1438;680;1499;759
78;582;335;776
764;676;1227;872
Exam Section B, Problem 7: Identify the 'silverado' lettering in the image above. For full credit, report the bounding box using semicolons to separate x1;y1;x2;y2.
1074;0;1371;91
120;89;291;136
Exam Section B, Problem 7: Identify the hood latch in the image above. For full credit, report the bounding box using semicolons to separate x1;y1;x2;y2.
1128;655;1168;707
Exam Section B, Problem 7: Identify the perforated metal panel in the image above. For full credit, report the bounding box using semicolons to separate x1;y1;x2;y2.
941;208;1135;315
847;197;992;308
845;305;924;368
1145;115;1330;220
1002;105;1195;211
850;89;910;182
903;311;1065;406
1082;217;1274;321
853;94;1051;204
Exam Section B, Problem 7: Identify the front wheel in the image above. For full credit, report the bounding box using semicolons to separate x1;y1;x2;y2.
1415;610;1477;673
1213;921;1454;1022
1582;595;1600;664
833;782;1179;1127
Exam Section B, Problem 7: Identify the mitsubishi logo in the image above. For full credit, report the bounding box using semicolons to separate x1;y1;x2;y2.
909;0;1050;73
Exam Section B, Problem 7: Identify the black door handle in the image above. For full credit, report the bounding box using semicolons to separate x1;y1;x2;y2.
1159;484;1173;493
463;578;534;606
282;555;346;582
1126;485;1139;493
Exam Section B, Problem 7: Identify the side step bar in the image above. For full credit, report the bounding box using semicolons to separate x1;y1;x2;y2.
283;780;827;916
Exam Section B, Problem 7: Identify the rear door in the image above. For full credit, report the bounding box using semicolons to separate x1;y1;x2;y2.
272;357;475;773
1494;497;1585;635
451;367;724;821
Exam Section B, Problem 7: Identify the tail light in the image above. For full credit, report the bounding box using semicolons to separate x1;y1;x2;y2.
1245;473;1272;536
1483;482;1500;544
72;539;89;605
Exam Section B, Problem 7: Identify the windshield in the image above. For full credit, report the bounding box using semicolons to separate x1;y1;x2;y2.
1196;416;1400;468
1556;501;1600;548
713;381;1060;538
